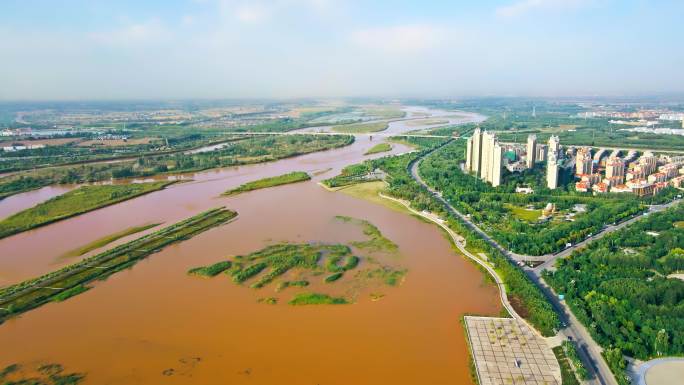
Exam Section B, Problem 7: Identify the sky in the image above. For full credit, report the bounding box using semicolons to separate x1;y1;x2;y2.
0;0;683;100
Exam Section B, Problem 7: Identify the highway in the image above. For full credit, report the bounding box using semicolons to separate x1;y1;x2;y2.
408;143;651;385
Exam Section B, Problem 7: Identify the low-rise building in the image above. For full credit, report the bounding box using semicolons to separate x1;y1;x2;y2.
575;181;590;192
580;173;602;185
648;172;668;184
627;179;654;197
593;182;609;193
612;184;632;193
671;176;684;188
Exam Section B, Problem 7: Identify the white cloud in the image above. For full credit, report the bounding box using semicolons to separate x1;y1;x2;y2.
181;15;196;26
234;4;271;23
350;24;449;54
495;0;592;18
215;0;338;23
89;20;170;45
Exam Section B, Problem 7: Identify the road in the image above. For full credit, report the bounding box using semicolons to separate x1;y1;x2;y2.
409;144;627;385
533;199;680;273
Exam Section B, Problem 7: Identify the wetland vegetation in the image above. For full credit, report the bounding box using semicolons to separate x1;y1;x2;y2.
0;182;173;240
332;122;388;134
61;223;161;258
0;362;85;385
223;171;311;196
187;216;406;304
0;207;237;323
364;143;392;155
288;292;348;305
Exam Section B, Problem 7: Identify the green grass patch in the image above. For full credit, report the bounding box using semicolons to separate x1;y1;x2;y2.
332;122;388;134
357;267;407;286
364;143;392;155
503;203;542;222
275;280;310;292
62;223;161;257
51;284;90;302
188;260;232;277
325;272;344;283
223;171;311;196
257;297;278;305
336;216;399;254
288;292;348;305
552;346;581;385
0;182;173;239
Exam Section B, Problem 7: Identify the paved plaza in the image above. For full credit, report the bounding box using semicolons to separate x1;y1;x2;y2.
464;316;561;385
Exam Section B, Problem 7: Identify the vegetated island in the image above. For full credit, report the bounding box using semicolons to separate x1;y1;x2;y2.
364;143;392;155
0;362;85;385
187;216;405;305
61;223;162;258
0;181;174;240
0;207;237;323
223;171;311;196
331;122;388;134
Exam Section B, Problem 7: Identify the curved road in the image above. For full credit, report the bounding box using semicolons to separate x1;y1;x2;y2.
409;143;624;385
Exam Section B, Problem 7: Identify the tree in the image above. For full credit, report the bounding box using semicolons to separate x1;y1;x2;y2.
655;329;670;357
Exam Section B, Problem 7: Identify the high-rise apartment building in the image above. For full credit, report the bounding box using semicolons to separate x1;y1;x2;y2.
547;151;559;189
466;129;502;187
606;156;625;179
548;135;560;158
536;144;547;162
465;128;482;175
526;134;537;168
576;147;593;176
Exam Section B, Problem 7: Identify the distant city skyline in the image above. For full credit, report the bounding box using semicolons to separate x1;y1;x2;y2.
1;0;683;100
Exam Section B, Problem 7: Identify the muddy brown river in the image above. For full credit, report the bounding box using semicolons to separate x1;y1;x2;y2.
0;107;498;385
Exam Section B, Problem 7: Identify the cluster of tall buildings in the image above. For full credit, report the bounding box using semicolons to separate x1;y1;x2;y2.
465;128;503;187
465;129;683;197
573;149;684;196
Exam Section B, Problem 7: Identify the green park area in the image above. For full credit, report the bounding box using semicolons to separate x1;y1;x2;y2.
0;182;174;239
544;204;684;385
223;171;311;196
419;141;649;255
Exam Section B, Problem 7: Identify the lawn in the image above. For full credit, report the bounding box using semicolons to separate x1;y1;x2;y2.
0;182;173;239
332;122;389;134
364;143;392;155
504;203;542;222
223;171;310;196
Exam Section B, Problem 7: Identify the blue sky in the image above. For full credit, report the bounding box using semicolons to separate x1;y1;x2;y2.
0;0;682;100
